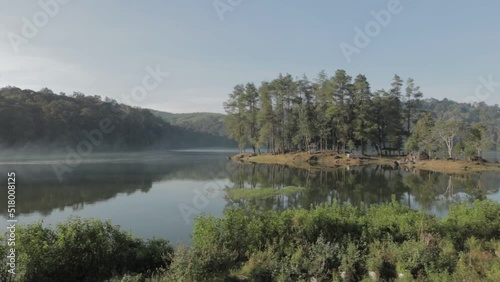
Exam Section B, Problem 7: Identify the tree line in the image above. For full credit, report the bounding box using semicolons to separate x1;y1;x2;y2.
407;113;492;159
223;70;497;158
0;86;234;151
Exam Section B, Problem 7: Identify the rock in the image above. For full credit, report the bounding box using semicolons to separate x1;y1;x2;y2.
307;155;318;163
368;271;378;281
419;151;430;160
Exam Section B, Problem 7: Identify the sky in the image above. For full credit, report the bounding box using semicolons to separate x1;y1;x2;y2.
1;0;499;113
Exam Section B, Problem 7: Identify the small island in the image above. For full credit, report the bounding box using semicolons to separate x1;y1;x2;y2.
223;71;498;175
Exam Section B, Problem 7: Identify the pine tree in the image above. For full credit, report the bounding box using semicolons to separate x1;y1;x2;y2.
243;83;260;153
223;71;429;156
313;71;332;151
295;75;315;151
257;82;274;153
371;90;389;155
327;70;353;153
403;78;423;135
352;74;374;154
223;84;247;151
386;74;404;153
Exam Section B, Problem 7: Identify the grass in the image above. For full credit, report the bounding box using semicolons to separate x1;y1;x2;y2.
226;186;305;200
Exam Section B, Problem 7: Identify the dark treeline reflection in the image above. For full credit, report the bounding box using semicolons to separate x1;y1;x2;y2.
225;163;500;214
0;152;231;216
2;153;499;218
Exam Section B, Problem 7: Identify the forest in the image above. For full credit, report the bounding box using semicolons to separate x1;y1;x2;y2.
223;70;499;158
149;110;227;137
0;86;234;151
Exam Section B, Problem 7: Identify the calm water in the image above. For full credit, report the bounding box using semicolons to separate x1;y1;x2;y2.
1;150;499;244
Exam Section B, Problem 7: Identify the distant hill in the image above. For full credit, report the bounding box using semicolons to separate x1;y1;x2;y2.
0;87;235;151
420;98;500;149
148;110;227;137
421;98;500;122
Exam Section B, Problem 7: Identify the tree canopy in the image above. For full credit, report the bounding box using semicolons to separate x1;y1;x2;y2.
223;70;499;158
223;71;423;155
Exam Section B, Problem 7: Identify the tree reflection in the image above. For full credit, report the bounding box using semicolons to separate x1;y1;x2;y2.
226;163;500;214
0;155;230;216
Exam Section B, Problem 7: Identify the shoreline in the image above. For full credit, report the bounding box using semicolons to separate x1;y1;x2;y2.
231;152;500;174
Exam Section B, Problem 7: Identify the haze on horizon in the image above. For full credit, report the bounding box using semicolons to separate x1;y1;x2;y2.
1;0;499;113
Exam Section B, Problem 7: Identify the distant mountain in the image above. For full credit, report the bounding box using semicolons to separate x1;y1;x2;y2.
149;110;227;137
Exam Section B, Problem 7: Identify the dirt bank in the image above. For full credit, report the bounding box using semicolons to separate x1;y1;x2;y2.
230;152;500;174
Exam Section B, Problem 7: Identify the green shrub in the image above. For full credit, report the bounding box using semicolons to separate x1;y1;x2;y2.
443;200;500;249
5;200;500;281
1;217;173;282
167;199;500;281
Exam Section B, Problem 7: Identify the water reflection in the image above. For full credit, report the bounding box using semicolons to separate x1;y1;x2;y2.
0;152;230;217
0;152;499;240
225;163;500;216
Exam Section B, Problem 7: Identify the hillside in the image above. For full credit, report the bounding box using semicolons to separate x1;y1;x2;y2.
421;98;500;149
149;109;226;137
421;98;500;123
0;87;234;151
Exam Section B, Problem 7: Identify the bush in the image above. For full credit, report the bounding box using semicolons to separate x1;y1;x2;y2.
4;200;500;281
165;199;500;281
0;217;173;282
443;199;500;249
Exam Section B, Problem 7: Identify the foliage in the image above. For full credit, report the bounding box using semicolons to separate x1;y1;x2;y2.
0;87;233;150
464;123;493;158
422;98;500;150
223;70;423;155
0;217;173;282
433;118;464;159
406;113;495;159
165;200;500;281
148;110;227;137
222;72;499;157
2;201;499;281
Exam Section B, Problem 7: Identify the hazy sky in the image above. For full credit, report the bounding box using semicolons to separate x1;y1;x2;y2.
1;0;499;113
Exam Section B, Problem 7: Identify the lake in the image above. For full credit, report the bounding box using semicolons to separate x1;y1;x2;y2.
1;150;499;244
